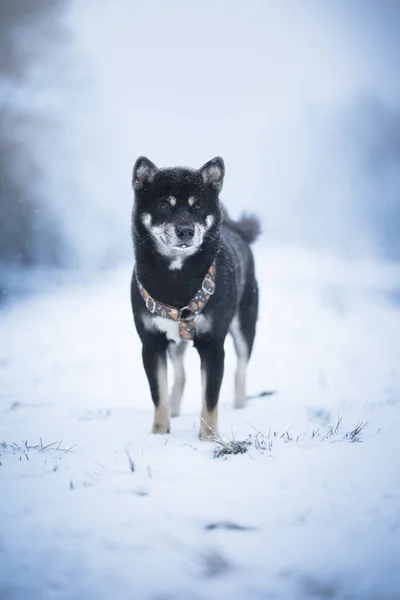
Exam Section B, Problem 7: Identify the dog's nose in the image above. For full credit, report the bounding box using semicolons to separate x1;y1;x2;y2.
176;225;195;242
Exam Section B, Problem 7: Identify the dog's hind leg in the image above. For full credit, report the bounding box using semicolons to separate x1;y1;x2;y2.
230;274;259;409
168;341;188;417
230;314;249;409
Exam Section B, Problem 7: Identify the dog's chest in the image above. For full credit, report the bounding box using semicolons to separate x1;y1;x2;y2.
143;313;212;342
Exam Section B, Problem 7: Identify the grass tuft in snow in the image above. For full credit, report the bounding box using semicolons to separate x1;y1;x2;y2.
0;439;75;459
213;417;372;458
213;431;274;458
213;437;250;458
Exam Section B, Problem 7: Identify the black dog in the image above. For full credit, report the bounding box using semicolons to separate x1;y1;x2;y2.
130;157;260;439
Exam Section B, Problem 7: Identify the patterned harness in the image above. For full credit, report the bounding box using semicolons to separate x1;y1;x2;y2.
135;262;216;341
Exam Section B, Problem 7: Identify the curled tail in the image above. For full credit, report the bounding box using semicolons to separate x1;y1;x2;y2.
222;205;261;244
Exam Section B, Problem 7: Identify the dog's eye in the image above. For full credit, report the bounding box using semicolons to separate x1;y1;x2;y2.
193;201;203;211
158;201;170;212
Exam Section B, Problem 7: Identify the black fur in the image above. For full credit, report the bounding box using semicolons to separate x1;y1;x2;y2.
130;157;260;438
222;206;261;244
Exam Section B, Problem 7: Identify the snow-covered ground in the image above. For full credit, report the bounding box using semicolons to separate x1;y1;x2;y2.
1;248;400;600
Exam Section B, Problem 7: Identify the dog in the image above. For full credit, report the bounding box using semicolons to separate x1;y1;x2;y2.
130;156;260;439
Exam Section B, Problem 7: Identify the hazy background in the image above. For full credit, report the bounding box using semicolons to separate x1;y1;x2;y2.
1;0;400;298
2;4;400;597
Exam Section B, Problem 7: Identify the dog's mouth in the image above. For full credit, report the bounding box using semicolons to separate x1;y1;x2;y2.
156;227;204;256
174;243;193;250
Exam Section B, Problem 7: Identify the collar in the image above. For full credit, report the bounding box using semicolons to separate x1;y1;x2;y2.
135;261;217;341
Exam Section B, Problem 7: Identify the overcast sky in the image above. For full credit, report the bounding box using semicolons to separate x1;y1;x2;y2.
2;0;400;269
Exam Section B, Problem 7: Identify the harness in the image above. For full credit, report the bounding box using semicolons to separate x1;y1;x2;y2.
135;262;216;341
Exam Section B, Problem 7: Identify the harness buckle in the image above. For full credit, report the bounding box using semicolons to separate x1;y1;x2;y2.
202;277;215;295
146;296;156;314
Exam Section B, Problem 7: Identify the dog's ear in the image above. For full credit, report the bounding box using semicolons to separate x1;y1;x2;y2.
199;157;225;193
132;156;158;190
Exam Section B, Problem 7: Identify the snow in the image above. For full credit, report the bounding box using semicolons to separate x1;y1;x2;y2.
1;248;400;600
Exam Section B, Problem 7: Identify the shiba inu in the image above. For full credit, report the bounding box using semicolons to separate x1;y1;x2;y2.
130;156;260;439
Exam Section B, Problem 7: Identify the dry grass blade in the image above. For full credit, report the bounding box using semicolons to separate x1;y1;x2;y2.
344;421;370;442
125;447;135;473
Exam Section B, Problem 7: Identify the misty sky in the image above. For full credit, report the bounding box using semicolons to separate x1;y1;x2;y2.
2;0;400;271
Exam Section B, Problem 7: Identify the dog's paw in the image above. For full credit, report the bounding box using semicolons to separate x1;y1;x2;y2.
170;408;180;418
152;404;171;434
233;398;246;410
169;394;182;418
151;422;171;434
199;431;218;441
199;424;219;441
199;410;218;440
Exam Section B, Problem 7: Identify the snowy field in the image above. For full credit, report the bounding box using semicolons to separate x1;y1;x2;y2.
1;248;400;600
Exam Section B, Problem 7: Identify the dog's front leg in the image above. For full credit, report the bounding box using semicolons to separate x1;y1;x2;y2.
168;341;187;417
195;340;225;440
142;338;170;434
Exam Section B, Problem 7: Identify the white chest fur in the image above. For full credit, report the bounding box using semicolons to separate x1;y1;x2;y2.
142;313;212;342
150;316;181;343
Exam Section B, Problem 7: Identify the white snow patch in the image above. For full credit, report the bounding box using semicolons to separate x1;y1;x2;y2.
1;248;400;599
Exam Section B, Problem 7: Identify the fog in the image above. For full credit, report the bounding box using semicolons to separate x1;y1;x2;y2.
2;4;400;597
1;0;400;295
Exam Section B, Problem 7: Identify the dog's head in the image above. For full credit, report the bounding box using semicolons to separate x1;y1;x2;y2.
132;157;224;260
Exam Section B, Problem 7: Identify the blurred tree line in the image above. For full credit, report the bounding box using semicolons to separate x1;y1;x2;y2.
0;0;69;298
